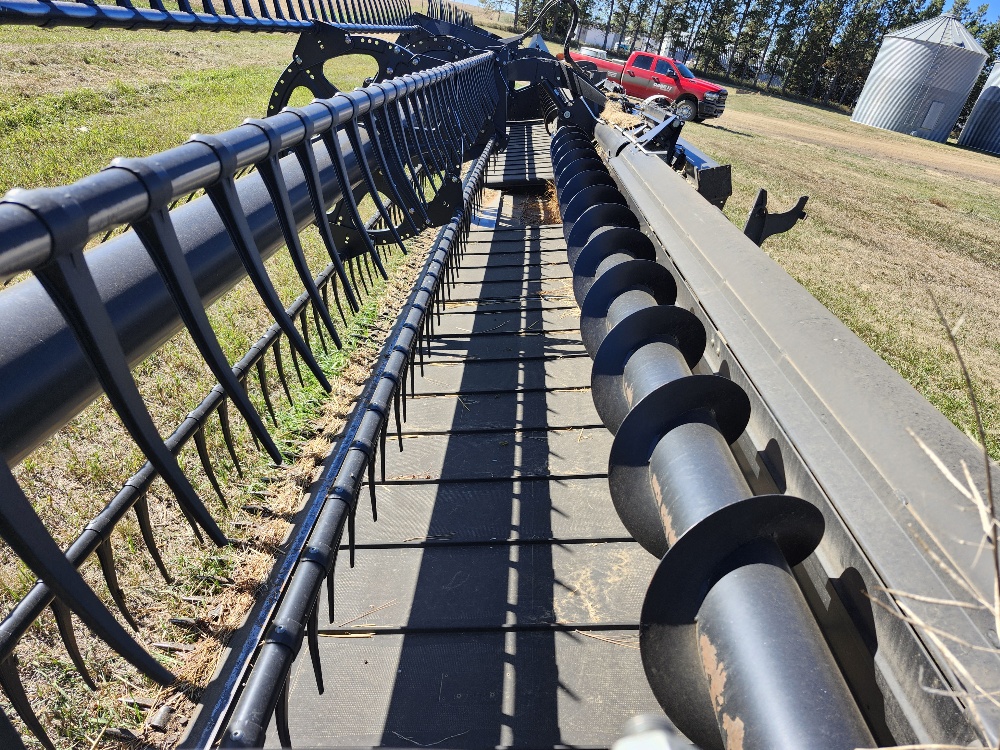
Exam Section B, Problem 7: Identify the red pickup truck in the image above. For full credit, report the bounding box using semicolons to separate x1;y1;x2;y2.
573;50;728;122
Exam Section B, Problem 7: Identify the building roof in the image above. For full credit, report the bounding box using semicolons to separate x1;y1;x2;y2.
887;12;988;55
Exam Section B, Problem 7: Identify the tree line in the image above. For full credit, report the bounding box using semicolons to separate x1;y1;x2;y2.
481;0;1000;113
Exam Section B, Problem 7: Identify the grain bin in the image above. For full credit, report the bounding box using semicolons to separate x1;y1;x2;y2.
852;13;987;143
958;60;1000;153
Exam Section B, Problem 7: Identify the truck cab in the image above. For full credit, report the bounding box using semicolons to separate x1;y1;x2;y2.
573;49;728;122
621;53;727;120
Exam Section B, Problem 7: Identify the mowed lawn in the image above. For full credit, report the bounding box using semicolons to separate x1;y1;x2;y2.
686;88;1000;458
0;25;380;192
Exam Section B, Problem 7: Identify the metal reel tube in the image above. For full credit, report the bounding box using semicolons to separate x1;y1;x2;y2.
573;235;677;320
566;205;640;268
591;303;708;432
551;134;594;162
558;169;616;211
581;274;673;356
556;158;608;196
550;110;874;750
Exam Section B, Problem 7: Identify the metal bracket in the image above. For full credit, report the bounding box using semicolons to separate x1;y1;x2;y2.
634;114;684;153
743;188;808;246
328;178;461;259
269;27;414;113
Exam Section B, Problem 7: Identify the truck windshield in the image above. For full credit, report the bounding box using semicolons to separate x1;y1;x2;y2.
674;61;696;79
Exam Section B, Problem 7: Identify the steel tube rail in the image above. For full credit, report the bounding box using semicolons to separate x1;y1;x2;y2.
209;136;496;750
0;42;498;745
0;53;493;467
0;261;340;669
0;0;414;32
0;133;361;466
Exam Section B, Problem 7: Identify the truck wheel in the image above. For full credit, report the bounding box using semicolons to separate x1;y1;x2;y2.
674;98;698;122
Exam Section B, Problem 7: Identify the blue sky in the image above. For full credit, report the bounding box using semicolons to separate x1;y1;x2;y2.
464;0;1000;23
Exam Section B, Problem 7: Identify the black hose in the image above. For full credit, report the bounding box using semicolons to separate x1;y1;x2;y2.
560;0;583;75
517;0;584;77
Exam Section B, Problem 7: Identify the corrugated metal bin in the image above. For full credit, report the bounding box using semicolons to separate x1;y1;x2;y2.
852;13;987;142
958;60;1000;153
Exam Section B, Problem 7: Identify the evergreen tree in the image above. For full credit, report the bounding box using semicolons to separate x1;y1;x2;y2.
612;0;638;51
764;0;809;88
694;0;739;71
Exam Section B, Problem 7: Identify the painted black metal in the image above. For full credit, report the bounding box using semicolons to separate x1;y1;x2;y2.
566;204;640;267
562;184;628;239
622;108;733;209
213;138;495;748
0;0;413;32
113;156;286;464
743;187;809;246
4;10;983;747
578;260;678;355
0;130;361;468
0;29;498;742
549;119;877;750
5;187;230;548
570;225;657;305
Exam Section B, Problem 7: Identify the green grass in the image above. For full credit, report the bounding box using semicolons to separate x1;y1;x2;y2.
0;25;383;193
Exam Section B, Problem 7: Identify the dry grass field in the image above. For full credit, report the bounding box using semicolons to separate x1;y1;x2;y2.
684;88;1000;459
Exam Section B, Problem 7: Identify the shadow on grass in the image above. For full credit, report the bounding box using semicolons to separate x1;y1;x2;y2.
699;122;754;137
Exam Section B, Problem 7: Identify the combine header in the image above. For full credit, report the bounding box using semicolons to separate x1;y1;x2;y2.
0;1;997;747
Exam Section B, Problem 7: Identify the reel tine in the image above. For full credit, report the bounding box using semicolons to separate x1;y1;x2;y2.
317;121;388;279
244;119;345;345
26;243;226;546
273;339;295;406
365;98;422;234
95;538;139;631
256;358;279;428
0;466;173;687
275;675;292;748
194;425;229;507
307;604;324;694
191;134;331;393
218;397;245;478
343;115;408;255
0;656;55;750
367;450;377;522
0;706;26;750
134;493;174;584
49;599;97;690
